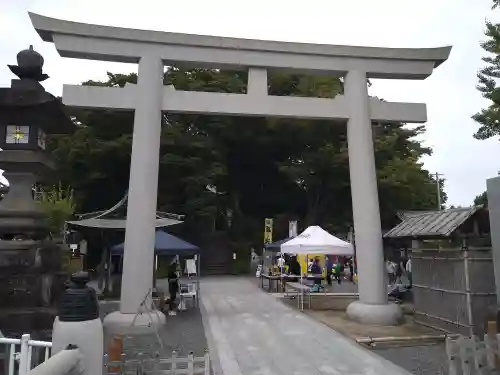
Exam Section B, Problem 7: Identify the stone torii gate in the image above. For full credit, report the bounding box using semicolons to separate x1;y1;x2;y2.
29;12;451;329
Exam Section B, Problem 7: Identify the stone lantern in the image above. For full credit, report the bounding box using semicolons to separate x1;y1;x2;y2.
0;45;75;339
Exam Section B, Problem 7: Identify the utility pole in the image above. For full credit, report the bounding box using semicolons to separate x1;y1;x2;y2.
435;172;444;211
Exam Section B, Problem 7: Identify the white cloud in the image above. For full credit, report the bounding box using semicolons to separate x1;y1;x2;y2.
1;0;498;205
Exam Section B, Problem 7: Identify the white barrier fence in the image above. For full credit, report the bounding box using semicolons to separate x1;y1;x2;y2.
0;334;211;375
446;334;500;375
0;334;52;375
104;350;211;375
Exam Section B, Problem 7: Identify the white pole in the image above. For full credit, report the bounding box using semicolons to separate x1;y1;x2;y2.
18;334;30;375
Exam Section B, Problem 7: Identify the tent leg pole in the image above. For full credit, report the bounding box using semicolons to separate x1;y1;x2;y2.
153;255;157;290
197;255;200;307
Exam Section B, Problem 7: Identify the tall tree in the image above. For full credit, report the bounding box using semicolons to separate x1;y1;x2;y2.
472;4;500;139
50;68;446;249
474;191;488;207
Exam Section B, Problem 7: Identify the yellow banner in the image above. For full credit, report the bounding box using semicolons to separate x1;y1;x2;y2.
264;218;273;244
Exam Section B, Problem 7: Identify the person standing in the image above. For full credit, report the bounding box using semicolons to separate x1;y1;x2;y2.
167;262;180;316
386;259;396;285
310;257;322;287
406;258;412;287
334;261;342;285
348;258;354;282
325;256;333;286
288;256;301;281
277;254;285;273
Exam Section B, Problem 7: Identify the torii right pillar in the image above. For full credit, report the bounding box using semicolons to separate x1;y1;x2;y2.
345;69;403;325
487;176;500;332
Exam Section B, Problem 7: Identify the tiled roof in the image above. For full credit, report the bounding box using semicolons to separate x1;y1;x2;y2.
384;206;481;239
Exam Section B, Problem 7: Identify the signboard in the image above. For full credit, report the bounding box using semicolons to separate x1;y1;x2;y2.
79;239;88;255
288;221;298;238
264;218;273;244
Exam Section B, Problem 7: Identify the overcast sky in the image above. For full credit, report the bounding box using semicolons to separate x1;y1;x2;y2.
1;0;499;207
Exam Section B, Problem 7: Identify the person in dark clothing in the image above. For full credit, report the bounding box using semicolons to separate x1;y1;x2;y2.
288;256;301;282
310;257;322;286
395;260;403;284
348;258;354;282
167;263;179;315
325;256;333;286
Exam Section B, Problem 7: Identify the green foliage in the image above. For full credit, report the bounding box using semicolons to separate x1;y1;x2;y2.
473;7;500;139
474;191;488;207
38;182;76;235
50;69;446;249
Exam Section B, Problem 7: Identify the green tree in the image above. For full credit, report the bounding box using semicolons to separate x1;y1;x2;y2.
50;68;447;250
474;191;488;207
472;4;500;139
38;182;76;236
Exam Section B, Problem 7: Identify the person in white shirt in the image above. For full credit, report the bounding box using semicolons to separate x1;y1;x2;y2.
277;255;285;269
307;259;314;273
386;260;396;285
405;258;412;287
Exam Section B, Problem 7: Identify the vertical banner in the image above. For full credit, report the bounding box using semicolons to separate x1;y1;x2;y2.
264;218;273;244
288;221;298;238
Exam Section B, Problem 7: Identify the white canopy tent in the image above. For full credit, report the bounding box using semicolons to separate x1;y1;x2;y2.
280;226;354;255
280;226;354;311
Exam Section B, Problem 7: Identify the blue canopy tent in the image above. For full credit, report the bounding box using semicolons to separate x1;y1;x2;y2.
111;231;201;303
111;230;199;256
264;237;294;251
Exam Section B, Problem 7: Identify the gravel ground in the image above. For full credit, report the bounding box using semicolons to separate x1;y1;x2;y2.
373;344;448;375
99;300;210;359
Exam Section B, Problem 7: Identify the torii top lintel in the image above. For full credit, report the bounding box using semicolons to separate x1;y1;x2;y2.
29;12;451;80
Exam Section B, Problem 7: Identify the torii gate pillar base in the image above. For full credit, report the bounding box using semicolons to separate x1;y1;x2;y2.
103;310;166;336
346;301;403;326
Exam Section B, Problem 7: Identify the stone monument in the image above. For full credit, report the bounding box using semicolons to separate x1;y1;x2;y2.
0;45;75;338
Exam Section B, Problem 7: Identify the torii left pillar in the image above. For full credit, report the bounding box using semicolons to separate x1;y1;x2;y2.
103;56;166;334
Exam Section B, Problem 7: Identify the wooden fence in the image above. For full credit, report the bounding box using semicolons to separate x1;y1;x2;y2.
410;248;496;336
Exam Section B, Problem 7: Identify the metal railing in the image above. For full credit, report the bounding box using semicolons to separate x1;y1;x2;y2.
0;334;52;375
446;334;500;375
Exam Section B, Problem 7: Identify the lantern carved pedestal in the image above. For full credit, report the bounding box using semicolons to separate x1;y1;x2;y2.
0;46;75;339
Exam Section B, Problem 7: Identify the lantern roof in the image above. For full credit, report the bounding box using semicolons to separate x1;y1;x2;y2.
0;46;75;134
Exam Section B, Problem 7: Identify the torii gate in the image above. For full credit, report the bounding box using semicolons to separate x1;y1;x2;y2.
29;12;451;329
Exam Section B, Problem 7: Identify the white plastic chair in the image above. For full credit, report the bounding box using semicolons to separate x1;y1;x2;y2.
180;282;198;309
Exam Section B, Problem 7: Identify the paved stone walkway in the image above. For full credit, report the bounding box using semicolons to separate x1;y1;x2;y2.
199;277;411;375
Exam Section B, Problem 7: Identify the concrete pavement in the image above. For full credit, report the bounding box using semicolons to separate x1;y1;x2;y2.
199;277;411;375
